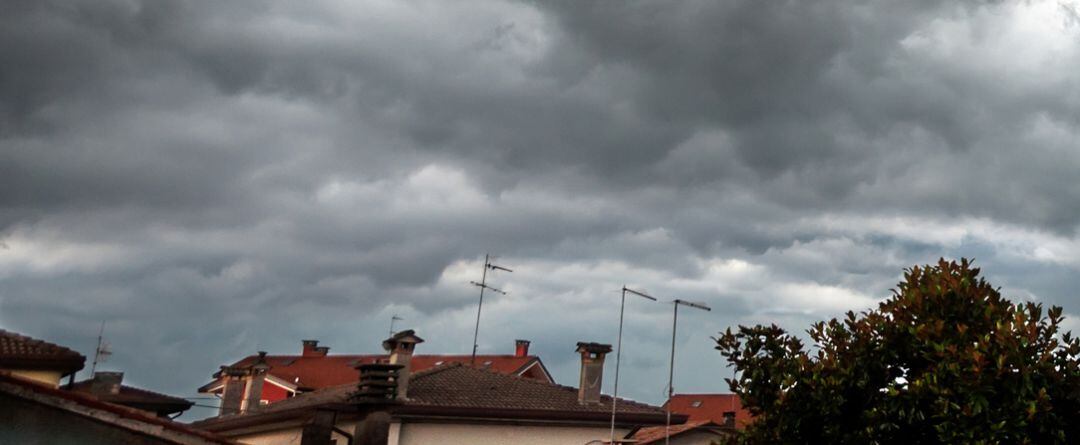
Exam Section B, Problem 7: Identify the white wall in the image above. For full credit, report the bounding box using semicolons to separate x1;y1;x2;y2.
394;422;632;445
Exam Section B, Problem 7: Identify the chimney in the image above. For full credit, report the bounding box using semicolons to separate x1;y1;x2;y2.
302;340;328;357
353;363;404;402
219;366;247;416
244;351;271;412
90;371;123;395
514;339;531;357
575;342;612;405
723;411;737;428
381;329;424;400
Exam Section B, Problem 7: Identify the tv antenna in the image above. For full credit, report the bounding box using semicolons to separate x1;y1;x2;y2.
665;299;711;445
609;286;658;444
469;254;512;366
90;321;112;376
389;314;403;337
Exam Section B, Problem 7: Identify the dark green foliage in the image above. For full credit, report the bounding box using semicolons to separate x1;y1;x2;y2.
715;259;1080;444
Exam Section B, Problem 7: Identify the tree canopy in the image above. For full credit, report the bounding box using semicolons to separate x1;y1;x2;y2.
715;259;1080;444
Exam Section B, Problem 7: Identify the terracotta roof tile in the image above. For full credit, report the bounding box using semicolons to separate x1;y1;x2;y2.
632;420;723;444
0;329;85;374
205;353;542;391
665;393;752;427
407;364;662;415
194;363;670;429
69;380;194;415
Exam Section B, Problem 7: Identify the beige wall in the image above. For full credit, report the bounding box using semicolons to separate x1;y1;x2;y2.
10;369;63;388
232;422;355;445
394;422;631;445
665;430;725;445
231;421;628;445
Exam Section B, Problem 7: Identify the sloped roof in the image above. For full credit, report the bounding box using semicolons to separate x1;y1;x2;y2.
665;393;752;427
0;372;235;444
632;420;726;444
0;329;85;374
406;364;662;415
202;353;544;391
69;379;194;416
194;363;675;431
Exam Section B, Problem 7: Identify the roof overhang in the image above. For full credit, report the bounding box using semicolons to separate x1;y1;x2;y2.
0;357;85;376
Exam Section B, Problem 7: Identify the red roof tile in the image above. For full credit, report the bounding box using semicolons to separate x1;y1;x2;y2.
204;353;544;392
632;420;725;444
0;329;85;374
194;363;676;431
665;393;753;428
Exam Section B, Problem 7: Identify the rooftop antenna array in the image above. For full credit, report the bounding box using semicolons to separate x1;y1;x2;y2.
389;314;404;337
609;286;658;444
469;254;512;366
665;299;711;445
90;321;112;376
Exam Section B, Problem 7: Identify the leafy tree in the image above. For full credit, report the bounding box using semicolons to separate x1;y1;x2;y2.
715;259;1080;444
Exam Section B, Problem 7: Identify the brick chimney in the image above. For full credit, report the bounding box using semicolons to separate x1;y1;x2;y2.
575;342;612;405
302;340;329;357
381;329;424;400
90;371;123;395
514;339;531;357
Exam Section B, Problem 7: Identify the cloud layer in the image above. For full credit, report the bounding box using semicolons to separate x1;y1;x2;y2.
3;0;1080;419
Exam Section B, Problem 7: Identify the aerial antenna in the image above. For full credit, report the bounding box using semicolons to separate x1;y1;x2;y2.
389;314;403;337
609;286;658;444
665;299;711;445
90;321;112;376
469;254;512;366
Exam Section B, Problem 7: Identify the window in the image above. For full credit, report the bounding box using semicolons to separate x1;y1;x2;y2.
691;400;702;407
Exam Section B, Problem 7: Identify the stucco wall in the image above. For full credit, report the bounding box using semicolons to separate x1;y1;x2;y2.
233;422;356;445
665;430;725;445
0;392;176;445
394;422;631;445
10;369;63;388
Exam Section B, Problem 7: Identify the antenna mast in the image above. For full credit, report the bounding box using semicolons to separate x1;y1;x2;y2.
469;254;512;366
90;321;111;376
665;299;711;445
609;286;658;444
389;315;403;337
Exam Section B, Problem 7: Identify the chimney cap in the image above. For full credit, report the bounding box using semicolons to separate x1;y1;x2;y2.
382;329;425;351
92;371;124;382
575;342;612;355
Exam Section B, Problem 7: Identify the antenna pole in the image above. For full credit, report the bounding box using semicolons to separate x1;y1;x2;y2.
469;254;512;366
389;315;402;337
610;286;657;444
665;299;711;445
90;321;105;376
666;303;678;445
470;254;489;366
610;287;627;444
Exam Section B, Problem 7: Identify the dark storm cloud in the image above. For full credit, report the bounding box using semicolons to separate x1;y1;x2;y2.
3;0;1080;417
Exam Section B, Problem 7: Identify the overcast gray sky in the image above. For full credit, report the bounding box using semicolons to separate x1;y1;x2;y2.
3;0;1080;420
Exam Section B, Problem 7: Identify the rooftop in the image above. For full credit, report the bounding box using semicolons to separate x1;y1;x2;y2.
0;329;85;375
195;363;676;431
202;352;546;392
